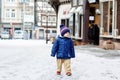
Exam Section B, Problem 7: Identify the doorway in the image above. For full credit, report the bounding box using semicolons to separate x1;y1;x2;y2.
88;3;100;45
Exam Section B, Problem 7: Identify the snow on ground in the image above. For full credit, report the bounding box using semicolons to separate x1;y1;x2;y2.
0;40;120;80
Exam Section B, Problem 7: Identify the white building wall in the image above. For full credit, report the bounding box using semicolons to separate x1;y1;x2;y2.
1;0;34;24
1;0;22;23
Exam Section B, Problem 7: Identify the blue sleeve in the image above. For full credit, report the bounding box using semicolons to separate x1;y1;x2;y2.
70;39;75;58
51;39;59;57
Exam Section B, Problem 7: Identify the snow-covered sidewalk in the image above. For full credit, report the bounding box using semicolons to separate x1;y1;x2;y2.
0;40;120;80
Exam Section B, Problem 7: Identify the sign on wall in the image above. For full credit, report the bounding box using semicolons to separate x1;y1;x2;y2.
89;16;94;20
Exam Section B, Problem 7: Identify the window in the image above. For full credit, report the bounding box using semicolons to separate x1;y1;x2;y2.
6;9;16;18
39;29;44;39
75;13;79;37
11;0;15;2
45;30;50;33
53;17;55;22
42;22;46;26
6;0;15;2
51;16;56;22
48;16;50;22
69;14;74;36
66;19;69;27
6;9;10;18
61;19;65;25
116;0;120;36
102;1;113;36
6;0;10;2
42;16;47;22
26;0;30;2
52;30;56;33
20;0;29;3
61;19;69;27
73;0;77;6
11;9;15;17
78;0;83;5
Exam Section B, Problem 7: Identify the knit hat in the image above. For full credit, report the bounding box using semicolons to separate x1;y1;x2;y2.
60;24;70;36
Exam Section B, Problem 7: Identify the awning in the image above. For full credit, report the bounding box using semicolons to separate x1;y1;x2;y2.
75;6;83;15
69;7;76;13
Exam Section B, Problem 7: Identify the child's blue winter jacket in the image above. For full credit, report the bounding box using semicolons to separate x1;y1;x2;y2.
51;36;75;59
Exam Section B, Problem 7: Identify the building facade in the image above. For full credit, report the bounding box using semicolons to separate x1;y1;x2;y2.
35;0;57;40
1;0;34;39
49;0;120;49
49;0;71;36
57;1;71;35
99;0;120;49
49;0;100;44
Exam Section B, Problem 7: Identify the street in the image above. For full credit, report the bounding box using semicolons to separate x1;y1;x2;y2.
0;40;120;80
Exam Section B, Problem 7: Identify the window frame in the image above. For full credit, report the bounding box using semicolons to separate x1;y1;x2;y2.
78;0;83;6
101;1;113;37
11;9;15;18
72;0;78;7
6;9;10;18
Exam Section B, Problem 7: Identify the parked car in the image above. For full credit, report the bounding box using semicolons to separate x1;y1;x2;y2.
1;31;10;39
13;30;24;39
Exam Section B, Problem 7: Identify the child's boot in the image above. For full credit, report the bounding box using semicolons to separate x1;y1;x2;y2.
66;72;72;76
56;71;61;75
